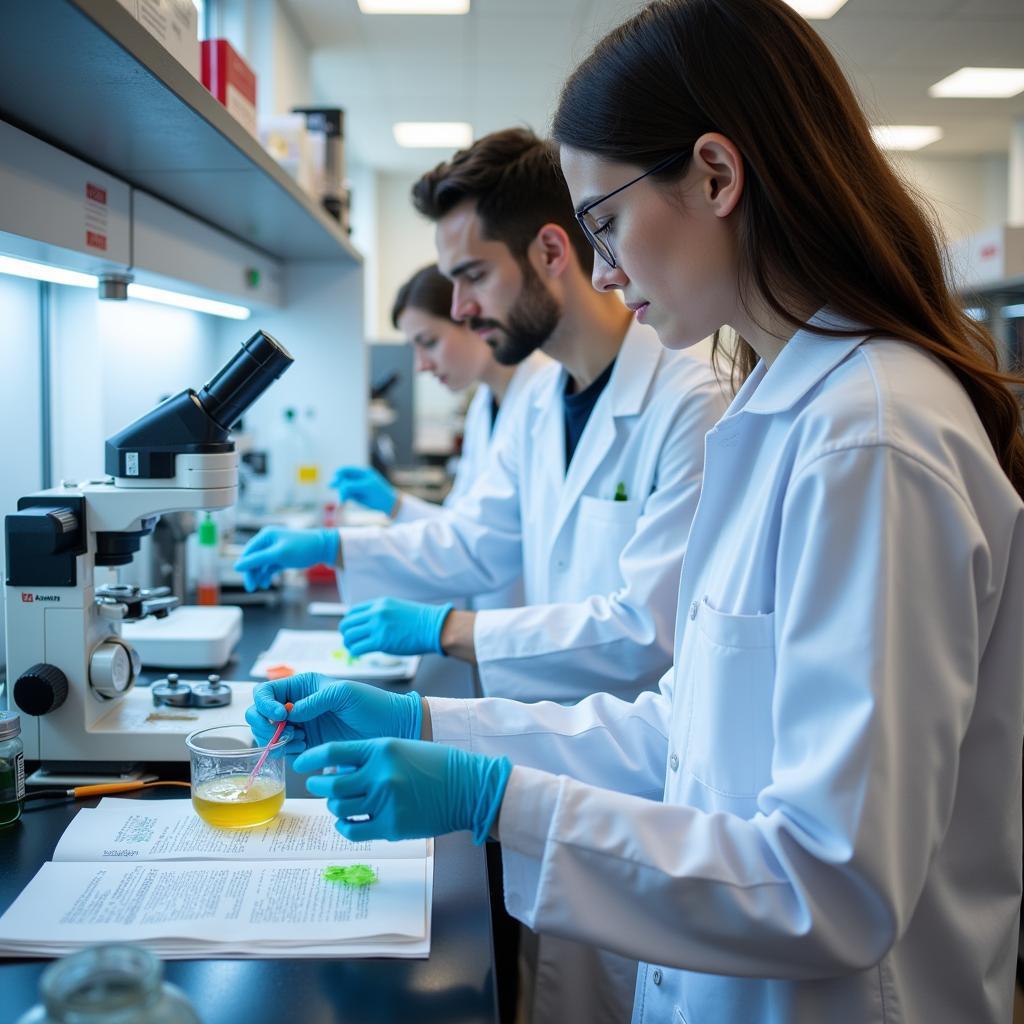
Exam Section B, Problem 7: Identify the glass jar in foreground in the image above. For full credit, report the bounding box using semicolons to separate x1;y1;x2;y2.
185;724;287;828
0;710;25;828
15;943;200;1024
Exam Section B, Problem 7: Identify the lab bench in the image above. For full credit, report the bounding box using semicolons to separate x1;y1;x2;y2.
0;588;499;1024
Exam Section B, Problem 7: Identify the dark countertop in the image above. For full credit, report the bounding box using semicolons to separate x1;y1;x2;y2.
0;586;498;1024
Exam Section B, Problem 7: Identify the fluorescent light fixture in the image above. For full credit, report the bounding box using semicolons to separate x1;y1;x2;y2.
0;253;97;288
358;0;469;13
393;121;473;149
0;254;250;319
127;283;250;320
1002;303;1024;320
929;67;1024;99
783;0;848;18
871;124;943;151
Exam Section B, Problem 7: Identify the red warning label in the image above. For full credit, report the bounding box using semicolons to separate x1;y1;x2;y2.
86;230;107;251
86;182;107;205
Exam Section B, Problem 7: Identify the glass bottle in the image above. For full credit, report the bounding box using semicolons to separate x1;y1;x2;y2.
195;512;220;606
15;944;200;1024
0;710;25;828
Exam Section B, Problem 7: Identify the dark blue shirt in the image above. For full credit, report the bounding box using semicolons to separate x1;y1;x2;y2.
564;359;616;468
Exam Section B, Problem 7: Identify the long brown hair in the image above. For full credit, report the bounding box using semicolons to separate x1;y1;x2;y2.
551;0;1024;496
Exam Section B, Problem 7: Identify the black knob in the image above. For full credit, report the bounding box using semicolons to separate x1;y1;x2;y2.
14;663;70;716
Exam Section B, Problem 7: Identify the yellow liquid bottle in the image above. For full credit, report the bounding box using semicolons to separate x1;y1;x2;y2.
192;774;285;829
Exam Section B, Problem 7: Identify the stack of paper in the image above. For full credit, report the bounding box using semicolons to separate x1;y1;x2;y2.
0;798;432;959
251;628;420;682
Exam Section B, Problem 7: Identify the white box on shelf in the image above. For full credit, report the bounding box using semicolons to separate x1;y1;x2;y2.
135;0;200;79
259;114;317;197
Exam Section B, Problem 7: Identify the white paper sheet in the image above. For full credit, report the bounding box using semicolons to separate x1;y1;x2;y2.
0;857;426;950
250;629;420;681
0;798;433;959
54;798;427;863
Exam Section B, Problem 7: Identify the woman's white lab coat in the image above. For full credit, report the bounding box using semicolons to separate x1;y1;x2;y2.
339;322;726;704
427;315;1024;1024
393;351;551;611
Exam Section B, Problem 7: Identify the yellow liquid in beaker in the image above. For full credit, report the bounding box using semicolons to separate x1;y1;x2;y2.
192;775;285;829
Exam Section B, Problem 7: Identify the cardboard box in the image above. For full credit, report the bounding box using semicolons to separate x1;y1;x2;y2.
135;0;200;79
202;39;258;138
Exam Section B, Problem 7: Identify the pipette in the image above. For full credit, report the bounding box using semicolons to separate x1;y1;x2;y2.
244;701;293;794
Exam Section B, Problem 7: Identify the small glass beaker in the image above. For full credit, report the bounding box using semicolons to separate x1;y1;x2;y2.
15;943;200;1024
185;724;286;829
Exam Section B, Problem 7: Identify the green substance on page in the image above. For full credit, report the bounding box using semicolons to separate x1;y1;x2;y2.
323;864;378;886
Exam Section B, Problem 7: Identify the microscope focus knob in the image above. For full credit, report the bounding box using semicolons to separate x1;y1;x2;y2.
14;663;70;716
89;638;141;700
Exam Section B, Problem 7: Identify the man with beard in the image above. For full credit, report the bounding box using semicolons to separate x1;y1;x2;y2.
236;127;726;1024
236;128;725;707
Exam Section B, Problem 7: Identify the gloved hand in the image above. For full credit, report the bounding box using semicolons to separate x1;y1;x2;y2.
330;466;398;516
244;673;423;755
233;527;339;592
340;597;453;657
296;737;512;844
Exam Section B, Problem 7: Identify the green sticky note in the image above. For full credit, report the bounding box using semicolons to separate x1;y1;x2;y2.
323;864;378;886
614;481;628;501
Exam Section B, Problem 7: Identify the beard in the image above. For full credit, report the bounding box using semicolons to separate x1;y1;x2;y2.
468;263;562;367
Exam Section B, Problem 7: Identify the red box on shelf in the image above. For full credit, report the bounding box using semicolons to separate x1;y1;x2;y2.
201;39;257;137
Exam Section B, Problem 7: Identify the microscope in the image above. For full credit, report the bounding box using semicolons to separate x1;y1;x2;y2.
4;331;293;775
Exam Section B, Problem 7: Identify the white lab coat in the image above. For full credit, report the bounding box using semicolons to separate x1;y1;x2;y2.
394;351;551;611
428;314;1024;1024
338;321;726;703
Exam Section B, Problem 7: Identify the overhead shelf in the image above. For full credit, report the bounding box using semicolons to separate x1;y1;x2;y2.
0;0;361;264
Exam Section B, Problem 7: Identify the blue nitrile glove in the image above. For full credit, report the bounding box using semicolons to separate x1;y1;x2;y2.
244;673;423;755
340;597;453;657
330;466;397;515
296;737;512;844
233;527;339;592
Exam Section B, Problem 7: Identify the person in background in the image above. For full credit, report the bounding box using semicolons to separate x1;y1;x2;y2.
249;1;1024;1023
332;263;550;611
237;126;726;1024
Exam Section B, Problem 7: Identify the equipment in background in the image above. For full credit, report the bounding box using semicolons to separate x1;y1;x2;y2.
291;106;350;231
4;330;293;775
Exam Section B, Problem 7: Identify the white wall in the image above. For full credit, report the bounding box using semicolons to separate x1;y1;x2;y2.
894;153;1010;245
0;275;42;668
241;260;369;497
49;287;224;484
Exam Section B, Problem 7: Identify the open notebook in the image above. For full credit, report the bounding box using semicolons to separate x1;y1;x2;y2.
0;798;432;959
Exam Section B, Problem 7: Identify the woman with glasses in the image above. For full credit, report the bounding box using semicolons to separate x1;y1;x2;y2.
250;2;1024;1021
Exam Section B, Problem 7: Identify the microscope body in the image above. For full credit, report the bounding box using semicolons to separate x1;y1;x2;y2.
3;330;292;765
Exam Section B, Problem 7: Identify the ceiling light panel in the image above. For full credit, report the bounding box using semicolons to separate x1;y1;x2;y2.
783;0;848;18
871;125;943;151
358;0;470;13
929;67;1024;99
393;122;473;148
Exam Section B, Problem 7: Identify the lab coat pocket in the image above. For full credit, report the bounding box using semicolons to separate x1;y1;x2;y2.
567;495;642;595
684;598;776;799
578;494;642;527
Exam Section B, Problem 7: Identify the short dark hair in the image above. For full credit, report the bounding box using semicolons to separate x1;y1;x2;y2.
411;127;593;273
391;263;454;330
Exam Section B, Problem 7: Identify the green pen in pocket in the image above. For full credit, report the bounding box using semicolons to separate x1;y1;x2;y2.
614;481;628;501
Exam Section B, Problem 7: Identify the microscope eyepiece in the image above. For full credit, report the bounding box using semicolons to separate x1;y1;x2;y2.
104;330;294;481
197;331;294;431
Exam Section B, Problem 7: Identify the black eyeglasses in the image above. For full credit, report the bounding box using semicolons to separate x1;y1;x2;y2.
574;152;688;269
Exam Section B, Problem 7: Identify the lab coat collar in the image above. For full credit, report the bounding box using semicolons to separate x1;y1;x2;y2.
534;319;662;420
731;309;869;418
